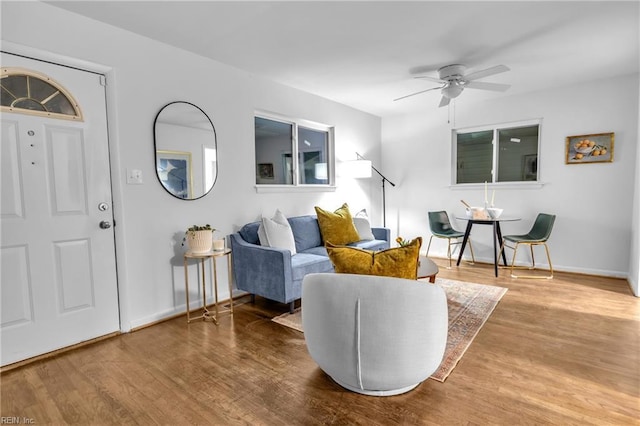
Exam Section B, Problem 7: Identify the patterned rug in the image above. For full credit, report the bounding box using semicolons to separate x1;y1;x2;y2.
271;278;507;382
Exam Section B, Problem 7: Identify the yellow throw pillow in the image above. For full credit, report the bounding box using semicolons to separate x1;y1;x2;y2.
315;203;361;245
326;237;422;280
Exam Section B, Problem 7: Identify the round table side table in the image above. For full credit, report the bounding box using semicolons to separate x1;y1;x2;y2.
183;248;233;324
417;256;439;283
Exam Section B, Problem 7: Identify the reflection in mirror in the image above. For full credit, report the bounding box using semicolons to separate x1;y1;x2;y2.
154;102;217;200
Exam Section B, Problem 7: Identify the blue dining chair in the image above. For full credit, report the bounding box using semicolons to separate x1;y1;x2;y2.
427;211;475;268
498;213;556;279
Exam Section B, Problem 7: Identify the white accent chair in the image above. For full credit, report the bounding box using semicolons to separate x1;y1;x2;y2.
302;273;448;396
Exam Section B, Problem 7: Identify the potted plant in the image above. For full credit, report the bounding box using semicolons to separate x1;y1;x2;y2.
183;224;216;254
396;237;411;247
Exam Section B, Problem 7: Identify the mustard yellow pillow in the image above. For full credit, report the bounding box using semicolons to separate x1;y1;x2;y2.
315;203;361;245
326;237;422;280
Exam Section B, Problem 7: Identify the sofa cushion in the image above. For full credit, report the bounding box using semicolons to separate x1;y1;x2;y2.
315;203;360;245
288;215;323;252
239;221;261;245
258;209;297;254
301;239;387;255
300;246;329;257
291;253;335;281
326;237;422;280
353;209;375;241
348;239;389;251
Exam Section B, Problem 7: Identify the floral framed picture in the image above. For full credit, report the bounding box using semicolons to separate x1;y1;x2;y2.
565;132;614;164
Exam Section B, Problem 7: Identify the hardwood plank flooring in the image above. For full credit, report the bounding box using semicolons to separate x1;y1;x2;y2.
1;260;638;425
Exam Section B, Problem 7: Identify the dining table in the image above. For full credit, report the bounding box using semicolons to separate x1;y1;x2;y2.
455;215;521;277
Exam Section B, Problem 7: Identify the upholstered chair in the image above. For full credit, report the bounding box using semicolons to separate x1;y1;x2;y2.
427;210;475;268
498;213;556;279
302;273;448;396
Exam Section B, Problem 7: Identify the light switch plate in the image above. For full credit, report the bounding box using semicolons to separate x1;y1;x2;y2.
127;168;143;184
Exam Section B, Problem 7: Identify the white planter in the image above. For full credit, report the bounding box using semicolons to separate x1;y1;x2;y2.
186;230;213;254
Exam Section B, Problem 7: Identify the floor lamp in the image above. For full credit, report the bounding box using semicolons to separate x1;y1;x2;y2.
345;153;396;227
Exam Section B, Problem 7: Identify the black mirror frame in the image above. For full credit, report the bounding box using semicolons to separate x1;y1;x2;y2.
153;101;218;200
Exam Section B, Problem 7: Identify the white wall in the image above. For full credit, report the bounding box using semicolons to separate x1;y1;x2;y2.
1;2;382;329
383;74;639;283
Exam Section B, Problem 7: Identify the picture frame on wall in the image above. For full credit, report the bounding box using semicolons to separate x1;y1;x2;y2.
156;150;192;199
258;163;274;179
565;132;614;164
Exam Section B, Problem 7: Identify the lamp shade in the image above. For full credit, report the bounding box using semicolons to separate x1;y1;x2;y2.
314;162;328;180
442;83;463;99
340;159;372;178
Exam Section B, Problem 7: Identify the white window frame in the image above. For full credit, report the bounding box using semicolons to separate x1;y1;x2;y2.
254;111;335;193
451;118;544;189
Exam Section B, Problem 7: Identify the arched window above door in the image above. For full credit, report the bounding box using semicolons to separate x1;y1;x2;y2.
1;67;83;121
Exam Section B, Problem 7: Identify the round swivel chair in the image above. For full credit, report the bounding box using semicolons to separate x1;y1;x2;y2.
302;273;448;396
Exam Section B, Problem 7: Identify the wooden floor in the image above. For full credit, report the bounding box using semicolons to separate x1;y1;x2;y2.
1;260;639;425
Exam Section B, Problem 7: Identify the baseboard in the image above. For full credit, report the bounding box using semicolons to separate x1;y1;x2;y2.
426;254;629;280
0;331;121;373
550;264;628;279
127;291;247;331
128;307;187;331
625;275;639;297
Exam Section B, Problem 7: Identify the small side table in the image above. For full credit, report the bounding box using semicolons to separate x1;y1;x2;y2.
417;256;439;283
183;248;233;324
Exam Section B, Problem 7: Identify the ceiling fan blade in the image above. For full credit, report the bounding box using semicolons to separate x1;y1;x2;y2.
413;75;444;84
439;96;451;108
464;64;510;81
464;81;511;92
393;85;444;102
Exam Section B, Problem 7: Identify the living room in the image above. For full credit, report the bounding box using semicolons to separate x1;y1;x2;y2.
1;1;638;423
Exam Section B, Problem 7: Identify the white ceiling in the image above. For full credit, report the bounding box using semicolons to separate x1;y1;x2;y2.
48;1;639;118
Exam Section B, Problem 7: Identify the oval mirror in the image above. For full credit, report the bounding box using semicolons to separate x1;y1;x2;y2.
154;101;217;200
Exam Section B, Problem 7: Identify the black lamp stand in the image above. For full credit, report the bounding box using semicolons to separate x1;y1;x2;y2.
356;153;396;227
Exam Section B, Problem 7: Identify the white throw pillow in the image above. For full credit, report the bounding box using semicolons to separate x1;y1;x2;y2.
258;209;297;255
353;209;375;241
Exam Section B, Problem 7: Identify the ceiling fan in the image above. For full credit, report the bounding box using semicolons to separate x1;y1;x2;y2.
394;64;511;107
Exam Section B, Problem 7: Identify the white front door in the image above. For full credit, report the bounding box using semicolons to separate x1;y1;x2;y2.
1;52;120;366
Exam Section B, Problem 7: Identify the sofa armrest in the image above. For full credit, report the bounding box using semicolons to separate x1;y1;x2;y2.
230;233;293;304
372;227;390;243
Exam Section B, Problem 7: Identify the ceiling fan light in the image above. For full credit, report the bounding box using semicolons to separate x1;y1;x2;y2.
442;84;463;99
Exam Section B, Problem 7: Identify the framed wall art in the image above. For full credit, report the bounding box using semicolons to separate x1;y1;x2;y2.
565;132;614;164
156;150;193;199
257;163;274;179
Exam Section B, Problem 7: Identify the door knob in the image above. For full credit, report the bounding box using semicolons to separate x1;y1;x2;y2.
99;221;112;229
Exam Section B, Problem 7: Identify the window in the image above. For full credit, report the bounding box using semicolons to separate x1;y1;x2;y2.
1;68;83;120
255;113;334;187
454;120;540;184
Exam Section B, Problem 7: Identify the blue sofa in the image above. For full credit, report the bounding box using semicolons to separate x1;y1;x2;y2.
230;215;390;312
